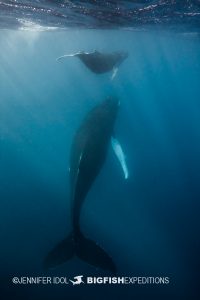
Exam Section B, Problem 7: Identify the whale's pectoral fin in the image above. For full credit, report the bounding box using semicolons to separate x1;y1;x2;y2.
76;233;116;274
111;67;118;80
111;136;129;179
56;53;80;62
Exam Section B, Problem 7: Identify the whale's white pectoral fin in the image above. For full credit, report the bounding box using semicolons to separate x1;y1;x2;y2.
111;67;118;80
56;53;80;62
111;137;129;179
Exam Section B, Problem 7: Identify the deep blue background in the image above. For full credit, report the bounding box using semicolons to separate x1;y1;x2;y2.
0;29;200;299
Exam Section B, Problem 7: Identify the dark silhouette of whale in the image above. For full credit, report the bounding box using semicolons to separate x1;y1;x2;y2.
57;50;128;79
44;97;123;273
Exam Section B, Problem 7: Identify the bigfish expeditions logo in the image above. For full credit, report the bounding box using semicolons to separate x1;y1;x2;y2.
69;275;84;285
12;275;170;286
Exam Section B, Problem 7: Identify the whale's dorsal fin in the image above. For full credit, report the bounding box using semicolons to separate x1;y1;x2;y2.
111;137;129;179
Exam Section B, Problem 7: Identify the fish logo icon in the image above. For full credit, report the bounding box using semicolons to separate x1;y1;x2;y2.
69;275;84;285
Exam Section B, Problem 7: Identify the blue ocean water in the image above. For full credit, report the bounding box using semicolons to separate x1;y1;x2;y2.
0;5;200;300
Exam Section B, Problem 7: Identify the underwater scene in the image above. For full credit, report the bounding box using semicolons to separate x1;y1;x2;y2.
0;1;200;300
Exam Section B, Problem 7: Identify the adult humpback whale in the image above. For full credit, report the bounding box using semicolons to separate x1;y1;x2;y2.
44;97;128;273
56;50;128;79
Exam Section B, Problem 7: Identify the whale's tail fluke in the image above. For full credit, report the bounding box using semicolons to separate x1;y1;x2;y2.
76;232;116;273
44;234;74;270
44;231;116;273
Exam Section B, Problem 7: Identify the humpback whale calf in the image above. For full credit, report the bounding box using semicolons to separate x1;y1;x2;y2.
44;97;128;273
56;50;128;79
